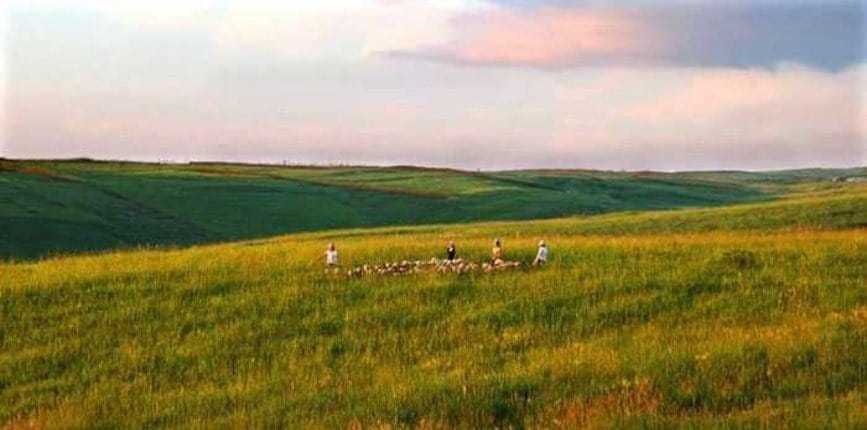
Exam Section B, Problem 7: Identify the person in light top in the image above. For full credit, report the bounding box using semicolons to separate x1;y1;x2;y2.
533;240;548;266
325;242;339;267
492;238;504;265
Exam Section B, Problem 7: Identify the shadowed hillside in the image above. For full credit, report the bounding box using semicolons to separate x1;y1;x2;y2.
2;159;827;260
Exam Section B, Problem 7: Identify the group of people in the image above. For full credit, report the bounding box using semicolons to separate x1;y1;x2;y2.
325;238;548;268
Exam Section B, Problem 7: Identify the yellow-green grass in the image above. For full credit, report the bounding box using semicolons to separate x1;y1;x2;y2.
2;187;866;428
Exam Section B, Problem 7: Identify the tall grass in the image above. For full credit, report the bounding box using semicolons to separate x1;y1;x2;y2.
2;189;866;427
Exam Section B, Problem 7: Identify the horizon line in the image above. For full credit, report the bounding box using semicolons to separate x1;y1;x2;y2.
2;157;866;175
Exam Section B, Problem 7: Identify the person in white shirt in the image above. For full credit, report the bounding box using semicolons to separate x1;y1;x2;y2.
325;242;339;267
533;240;548;266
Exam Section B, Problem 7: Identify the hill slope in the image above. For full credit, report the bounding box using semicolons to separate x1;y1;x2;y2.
2;185;865;427
0;160;797;259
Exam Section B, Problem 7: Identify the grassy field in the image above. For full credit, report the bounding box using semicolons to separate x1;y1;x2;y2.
2;183;865;428
2;159;822;260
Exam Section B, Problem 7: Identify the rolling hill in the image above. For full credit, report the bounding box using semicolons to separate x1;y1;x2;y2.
4;159;862;260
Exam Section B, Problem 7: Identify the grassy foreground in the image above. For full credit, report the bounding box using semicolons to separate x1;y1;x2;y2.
2;186;866;428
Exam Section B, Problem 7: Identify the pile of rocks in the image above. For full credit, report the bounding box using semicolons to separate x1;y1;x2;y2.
344;257;522;278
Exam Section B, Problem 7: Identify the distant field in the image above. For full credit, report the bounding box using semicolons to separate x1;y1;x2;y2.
2;184;865;427
3;159;838;260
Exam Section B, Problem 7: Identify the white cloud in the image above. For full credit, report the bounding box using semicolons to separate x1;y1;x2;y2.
208;0;493;60
5;0;492;60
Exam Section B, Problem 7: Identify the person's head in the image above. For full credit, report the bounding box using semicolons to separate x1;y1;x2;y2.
449;241;455;247
328;242;335;251
539;240;546;247
494;238;501;247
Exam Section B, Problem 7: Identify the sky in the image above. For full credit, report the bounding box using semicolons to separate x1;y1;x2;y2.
1;0;865;170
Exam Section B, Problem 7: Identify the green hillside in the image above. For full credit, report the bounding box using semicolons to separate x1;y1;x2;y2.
2;185;865;427
5;160;858;260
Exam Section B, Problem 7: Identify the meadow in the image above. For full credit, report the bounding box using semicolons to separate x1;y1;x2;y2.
2;183;865;428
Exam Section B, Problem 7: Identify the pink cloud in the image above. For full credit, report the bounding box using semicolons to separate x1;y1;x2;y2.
403;7;658;67
387;4;861;70
545;65;865;169
622;66;862;142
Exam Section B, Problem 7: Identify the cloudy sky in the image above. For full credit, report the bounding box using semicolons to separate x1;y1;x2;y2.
1;0;865;170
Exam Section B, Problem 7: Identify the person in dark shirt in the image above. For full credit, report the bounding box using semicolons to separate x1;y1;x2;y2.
446;241;457;261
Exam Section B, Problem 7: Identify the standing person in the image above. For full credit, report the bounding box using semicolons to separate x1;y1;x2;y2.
325;242;339;268
533;240;548;266
492;238;504;265
446;241;457;261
